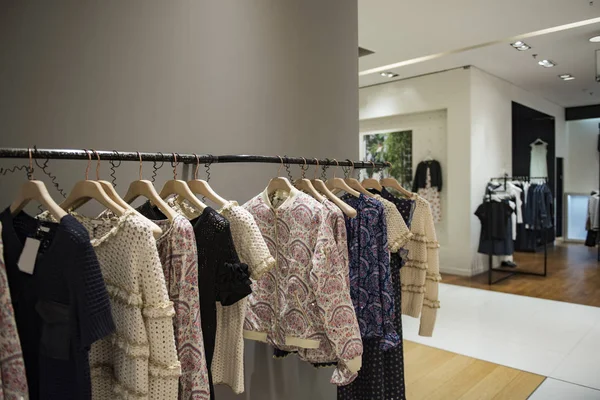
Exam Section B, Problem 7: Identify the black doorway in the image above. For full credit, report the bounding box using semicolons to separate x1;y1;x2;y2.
556;157;563;237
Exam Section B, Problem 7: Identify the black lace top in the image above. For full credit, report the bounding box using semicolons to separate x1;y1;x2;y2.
0;208;115;400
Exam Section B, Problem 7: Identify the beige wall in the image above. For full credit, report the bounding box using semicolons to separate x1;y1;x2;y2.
0;1;358;399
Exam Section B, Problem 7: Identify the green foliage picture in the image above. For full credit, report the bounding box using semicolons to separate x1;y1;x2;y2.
360;130;412;188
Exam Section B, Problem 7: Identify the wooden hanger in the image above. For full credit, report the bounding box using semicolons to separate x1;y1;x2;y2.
361;161;383;192
10;148;67;220
294;157;325;202
326;159;360;197
311;158;357;218
343;159;375;197
187;154;228;208
123;152;178;223
266;156;294;194
159;153;207;212
379;161;414;198
60;149;126;215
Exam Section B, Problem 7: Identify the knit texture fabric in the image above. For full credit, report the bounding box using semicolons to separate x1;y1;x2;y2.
391;195;441;337
0;222;29;400
41;210;182;400
373;194;413;253
7;210;115;400
172;199;275;394
168;199;245;400
136;204;210;400
243;188;363;372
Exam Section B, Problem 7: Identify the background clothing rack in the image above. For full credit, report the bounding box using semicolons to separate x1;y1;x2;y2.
485;175;548;285
0;147;388;168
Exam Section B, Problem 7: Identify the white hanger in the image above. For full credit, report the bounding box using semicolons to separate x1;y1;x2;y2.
293;157;325;203
530;138;547;146
187;154;228;208
124;152;178;222
159;153;207;212
325;159;360;197
423;150;434;161
266;156;295;194
311;158;357;218
10;148;67;220
60;150;126;215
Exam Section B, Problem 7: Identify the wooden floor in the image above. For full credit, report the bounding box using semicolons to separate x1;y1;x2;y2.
405;341;545;400
443;242;600;307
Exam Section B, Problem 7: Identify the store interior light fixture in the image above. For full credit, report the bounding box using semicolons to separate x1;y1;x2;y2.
538;59;556;68
380;71;399;78
590;35;600;42
559;74;575;81
510;41;531;51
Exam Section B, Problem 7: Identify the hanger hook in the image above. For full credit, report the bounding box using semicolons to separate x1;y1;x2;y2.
277;155;284;177
283;155;293;180
136;151;143;180
171;153;179;179
204;154;212;182
192;154;200;180
300;157;308;179
109;151;122;187
90;149;101;180
27;147;34;180
343;159;354;179
313;158;319;180
152;152;164;184
321;158;330;181
332;159;340;179
83;149;92;180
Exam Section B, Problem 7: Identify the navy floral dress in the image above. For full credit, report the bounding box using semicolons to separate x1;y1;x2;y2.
339;190;415;400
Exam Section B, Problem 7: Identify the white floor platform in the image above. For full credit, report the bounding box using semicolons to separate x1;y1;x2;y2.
529;379;600;399
402;283;600;394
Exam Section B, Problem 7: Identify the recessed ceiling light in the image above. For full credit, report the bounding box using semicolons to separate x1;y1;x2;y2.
538;59;556;68
559;74;575;80
590;35;600;42
380;71;398;78
511;41;531;51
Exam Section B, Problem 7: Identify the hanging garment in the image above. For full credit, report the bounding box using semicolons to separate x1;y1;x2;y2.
341;194;400;349
380;191;441;337
372;194;413;252
167;200;248;400
417;168;442;223
38;209;181;400
0;222;29;400
3;209;115;400
135;204;211;400
412;160;442;192
243;188;363;379
173;199;275;394
529;142;548;178
476;201;514;256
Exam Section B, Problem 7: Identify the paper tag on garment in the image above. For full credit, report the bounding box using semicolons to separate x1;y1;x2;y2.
18;237;41;275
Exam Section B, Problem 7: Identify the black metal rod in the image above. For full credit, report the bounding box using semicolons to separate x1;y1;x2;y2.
0;148;389;169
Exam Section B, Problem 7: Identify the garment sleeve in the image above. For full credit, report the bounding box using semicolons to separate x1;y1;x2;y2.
139;236;181;400
379;197;413;253
419;201;441;337
310;209;363;375
434;160;442;191
234;208;275;280
215;226;252;307
412;162;424;192
375;202;400;350
172;225;210;400
73;238;116;349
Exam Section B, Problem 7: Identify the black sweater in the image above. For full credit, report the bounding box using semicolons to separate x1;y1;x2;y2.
412;160;442;192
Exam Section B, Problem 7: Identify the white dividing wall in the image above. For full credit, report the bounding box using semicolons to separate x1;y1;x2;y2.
360;110;449;248
565;118;600;194
360;68;471;275
0;1;358;399
469;68;565;273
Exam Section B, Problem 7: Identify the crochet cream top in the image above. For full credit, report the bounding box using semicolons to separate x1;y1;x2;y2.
373;194;413;253
400;195;441;337
69;211;181;399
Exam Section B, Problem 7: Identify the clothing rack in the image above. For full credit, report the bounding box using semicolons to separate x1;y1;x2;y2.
485;175;548;285
0;147;387;168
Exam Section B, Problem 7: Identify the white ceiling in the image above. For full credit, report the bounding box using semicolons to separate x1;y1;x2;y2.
359;0;600;107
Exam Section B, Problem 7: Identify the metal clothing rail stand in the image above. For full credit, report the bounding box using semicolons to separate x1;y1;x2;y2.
0;147;388;169
486;175;548;285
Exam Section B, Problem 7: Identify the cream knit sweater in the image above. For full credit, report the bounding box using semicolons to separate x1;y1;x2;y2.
400;195;441;337
374;194;413;253
46;210;182;400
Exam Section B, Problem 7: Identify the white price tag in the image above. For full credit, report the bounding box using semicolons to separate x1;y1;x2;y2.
18;237;41;275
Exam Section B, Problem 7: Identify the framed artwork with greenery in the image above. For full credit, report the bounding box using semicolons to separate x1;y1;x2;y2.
359;130;413;188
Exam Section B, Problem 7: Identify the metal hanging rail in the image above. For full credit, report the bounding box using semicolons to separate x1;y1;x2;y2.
0;147;388;168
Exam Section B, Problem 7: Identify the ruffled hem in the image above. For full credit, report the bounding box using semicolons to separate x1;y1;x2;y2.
149;361;182;378
92;364;148;399
106;283;143;307
252;255;276;280
403;260;428;270
425;273;442;282
401;284;426;293
423;298;441;309
111;334;150;359
142;301;175;319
